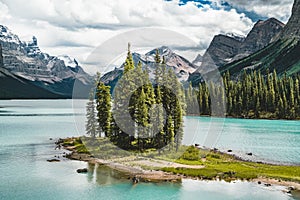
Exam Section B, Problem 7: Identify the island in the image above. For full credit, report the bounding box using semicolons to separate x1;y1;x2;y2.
53;136;300;196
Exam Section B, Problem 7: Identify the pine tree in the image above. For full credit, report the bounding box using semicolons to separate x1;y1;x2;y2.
155;49;161;64
96;82;112;137
86;91;98;138
124;43;135;73
167;115;175;150
135;88;148;150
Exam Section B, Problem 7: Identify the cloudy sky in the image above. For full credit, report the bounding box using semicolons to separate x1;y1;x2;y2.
0;0;294;74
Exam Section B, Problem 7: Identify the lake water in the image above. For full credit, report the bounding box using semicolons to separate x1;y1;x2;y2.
0;99;299;200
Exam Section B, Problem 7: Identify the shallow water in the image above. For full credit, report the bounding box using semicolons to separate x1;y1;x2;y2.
0;100;298;200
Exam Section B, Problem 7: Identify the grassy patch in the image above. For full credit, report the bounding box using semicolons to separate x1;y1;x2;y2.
63;137;300;183
162;147;300;182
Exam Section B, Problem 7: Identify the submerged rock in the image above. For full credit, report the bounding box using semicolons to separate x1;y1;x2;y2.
47;158;60;162
77;168;88;173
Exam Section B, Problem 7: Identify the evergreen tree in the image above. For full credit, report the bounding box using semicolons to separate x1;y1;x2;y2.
96;82;112;137
86;91;98;138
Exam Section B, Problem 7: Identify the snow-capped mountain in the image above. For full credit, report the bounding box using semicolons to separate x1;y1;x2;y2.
225;32;245;42
0;25;93;98
100;46;197;90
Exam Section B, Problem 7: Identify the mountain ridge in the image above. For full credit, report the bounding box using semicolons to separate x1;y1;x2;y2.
216;0;300;79
0;25;93;98
100;46;197;91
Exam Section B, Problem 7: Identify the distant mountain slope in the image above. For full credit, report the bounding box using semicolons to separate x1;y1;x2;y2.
199;18;284;72
238;18;284;56
0;66;64;99
220;38;300;77
188;17;285;85
218;0;300;78
277;0;300;40
100;46;196;90
0;25;93;98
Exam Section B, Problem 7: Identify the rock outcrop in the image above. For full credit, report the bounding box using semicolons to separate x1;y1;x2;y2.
239;18;284;56
278;0;300;39
198;18;284;73
100;46;197;90
0;25;93;98
216;0;300;79
201;34;243;69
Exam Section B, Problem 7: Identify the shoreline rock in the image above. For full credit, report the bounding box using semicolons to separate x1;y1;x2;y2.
47;158;60;162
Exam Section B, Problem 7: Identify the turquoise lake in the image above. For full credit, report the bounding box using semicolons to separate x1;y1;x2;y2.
0;99;299;200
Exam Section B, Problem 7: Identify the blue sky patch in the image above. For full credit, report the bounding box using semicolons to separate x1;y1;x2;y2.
166;0;266;22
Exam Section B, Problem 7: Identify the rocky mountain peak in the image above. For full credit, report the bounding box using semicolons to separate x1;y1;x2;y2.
0;25;22;45
0;24;93;97
225;32;245;42
145;46;173;58
201;34;243;69
278;0;300;39
193;16;284;74
57;55;79;68
239;17;284;55
101;46;197;89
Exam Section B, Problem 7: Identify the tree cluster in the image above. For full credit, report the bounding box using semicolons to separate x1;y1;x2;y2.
186;70;300;119
86;45;185;152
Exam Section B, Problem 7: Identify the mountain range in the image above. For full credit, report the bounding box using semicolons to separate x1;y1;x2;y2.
100;46;197;91
0;0;299;98
189;0;300;85
0;25;93;99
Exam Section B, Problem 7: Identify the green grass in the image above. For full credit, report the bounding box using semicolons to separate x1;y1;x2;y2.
162;146;300;182
63;138;300;183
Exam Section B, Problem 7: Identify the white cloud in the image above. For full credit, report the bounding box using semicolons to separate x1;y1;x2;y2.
220;0;294;23
0;0;292;74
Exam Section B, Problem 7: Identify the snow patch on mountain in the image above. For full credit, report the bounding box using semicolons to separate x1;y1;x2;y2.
0;24;93;95
101;46;196;86
0;25;22;44
57;55;79;68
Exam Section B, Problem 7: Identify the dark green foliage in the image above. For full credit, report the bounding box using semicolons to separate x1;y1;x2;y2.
85;91;98;138
186;69;300;119
180;146;200;161
96;82;112;137
94;44;185;152
220;38;300;77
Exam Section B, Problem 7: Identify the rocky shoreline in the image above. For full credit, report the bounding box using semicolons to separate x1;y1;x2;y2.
66;151;182;183
51;137;300;196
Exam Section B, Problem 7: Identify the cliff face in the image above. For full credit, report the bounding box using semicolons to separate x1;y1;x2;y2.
239;18;284;55
0;44;3;67
0;25;93;98
279;0;300;39
198;18;284;73
217;0;300;79
100;46;197;91
201;34;242;69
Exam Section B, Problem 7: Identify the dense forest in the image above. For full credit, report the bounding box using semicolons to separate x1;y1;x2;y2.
86;45;300;151
86;44;185;151
186;70;300;119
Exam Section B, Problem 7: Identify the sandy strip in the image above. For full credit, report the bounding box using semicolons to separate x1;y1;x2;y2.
253;177;300;191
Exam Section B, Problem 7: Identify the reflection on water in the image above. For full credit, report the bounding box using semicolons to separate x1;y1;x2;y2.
0;100;299;200
87;163;129;185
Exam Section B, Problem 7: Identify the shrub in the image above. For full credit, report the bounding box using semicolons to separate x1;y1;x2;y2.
180;146;200;161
